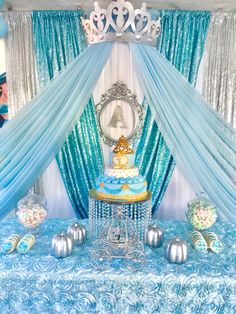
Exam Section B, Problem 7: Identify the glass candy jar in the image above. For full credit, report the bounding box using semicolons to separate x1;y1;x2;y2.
16;192;48;232
186;193;217;230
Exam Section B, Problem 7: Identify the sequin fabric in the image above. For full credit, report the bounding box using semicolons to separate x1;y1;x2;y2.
3;11;44;195
0;219;235;313
203;11;236;128
33;10;211;218
32;11;105;218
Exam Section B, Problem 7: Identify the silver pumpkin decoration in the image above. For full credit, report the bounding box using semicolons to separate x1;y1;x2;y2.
51;232;73;258
145;224;164;248
67;222;86;246
165;237;188;264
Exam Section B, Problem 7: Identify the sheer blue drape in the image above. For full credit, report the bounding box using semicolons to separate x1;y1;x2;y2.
33;11;104;218
0;43;112;217
33;10;210;217
136;10;210;212
1;38;234;220
130;43;236;220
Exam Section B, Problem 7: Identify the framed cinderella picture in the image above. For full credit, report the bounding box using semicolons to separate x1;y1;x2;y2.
96;81;144;146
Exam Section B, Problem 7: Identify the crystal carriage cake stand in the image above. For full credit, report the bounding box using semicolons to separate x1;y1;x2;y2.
89;134;152;268
91;203;147;270
89;189;152;242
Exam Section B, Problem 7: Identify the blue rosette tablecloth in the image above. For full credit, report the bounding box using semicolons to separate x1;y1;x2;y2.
0;219;235;313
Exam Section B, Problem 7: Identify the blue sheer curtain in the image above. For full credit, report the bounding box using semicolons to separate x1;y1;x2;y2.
130;43;236;220
1;37;235;220
32;10;210;217
32;11;104;218
136;10;210;212
0;42;112;217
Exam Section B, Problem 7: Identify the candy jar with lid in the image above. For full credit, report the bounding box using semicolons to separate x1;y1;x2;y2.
16;190;48;233
186;192;217;231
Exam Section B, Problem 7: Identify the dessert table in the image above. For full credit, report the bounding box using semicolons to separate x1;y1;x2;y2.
0;219;235;313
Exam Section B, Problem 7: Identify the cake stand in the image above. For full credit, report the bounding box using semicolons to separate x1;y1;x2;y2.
89;189;152;241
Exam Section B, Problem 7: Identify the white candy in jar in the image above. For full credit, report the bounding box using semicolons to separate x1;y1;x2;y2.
17;205;47;228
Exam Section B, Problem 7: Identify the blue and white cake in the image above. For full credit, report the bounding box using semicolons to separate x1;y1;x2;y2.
95;136;148;201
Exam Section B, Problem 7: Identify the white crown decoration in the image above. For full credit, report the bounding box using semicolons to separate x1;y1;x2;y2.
81;0;161;46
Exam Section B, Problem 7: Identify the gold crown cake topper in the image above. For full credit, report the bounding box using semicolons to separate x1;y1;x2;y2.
113;135;134;154
81;0;161;46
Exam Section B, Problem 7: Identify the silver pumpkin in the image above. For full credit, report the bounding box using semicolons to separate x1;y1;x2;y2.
145;224;164;248
67;222;86;245
165;237;188;264
51;232;73;258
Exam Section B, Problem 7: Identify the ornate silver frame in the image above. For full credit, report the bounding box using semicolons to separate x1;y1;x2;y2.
96;81;144;146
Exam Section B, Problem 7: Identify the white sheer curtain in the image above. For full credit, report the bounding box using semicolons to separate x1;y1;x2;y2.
94;43;196;220
93;43;144;164
4;11;44;216
3;18;198;218
156;52;206;220
44;43;144;218
43;43;196;219
42;160;75;218
3;11;75;218
3;13;226;220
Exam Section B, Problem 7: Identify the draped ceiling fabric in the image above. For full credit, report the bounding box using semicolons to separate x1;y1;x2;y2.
33;11;104;218
0;17;235;220
3;11;43;196
136;10;210;211
33;10;210;218
130;43;236;220
0;43;112;217
80;10;210;217
203;11;236;128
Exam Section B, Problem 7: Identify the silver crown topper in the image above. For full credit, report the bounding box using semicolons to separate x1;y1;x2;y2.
81;0;161;46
